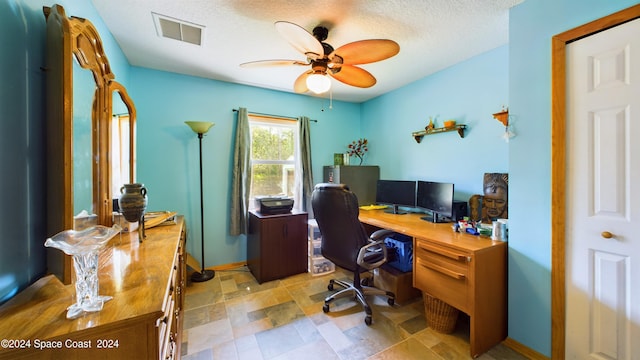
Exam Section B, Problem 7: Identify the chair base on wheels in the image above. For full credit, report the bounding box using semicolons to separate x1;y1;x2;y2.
322;274;395;326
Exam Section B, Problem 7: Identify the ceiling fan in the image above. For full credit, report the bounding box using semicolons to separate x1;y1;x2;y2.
240;21;400;94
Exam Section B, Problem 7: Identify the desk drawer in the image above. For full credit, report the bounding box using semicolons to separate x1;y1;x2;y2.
414;240;470;312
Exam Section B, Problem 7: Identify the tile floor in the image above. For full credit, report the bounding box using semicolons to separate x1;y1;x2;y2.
181;266;528;360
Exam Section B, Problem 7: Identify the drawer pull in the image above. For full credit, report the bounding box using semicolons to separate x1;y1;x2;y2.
418;260;465;280
418;243;467;262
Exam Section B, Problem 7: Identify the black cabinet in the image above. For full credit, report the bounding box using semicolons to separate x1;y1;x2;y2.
247;210;308;283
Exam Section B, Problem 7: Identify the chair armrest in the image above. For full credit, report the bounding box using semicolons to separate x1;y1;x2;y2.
369;229;395;242
357;229;395;270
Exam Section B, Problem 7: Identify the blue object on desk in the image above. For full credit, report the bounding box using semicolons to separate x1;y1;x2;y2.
384;234;413;272
466;227;480;236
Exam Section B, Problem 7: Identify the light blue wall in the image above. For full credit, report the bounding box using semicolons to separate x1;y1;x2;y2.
362;46;509;201
0;0;129;305
5;0;638;356
508;0;639;356
129;67;361;267
0;0;46;305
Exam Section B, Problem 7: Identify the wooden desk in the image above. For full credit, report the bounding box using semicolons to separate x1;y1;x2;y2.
0;217;186;360
359;210;507;358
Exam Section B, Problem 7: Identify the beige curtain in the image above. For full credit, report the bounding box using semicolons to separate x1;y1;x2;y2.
230;108;251;236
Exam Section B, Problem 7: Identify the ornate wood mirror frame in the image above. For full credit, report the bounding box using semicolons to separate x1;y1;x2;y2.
44;4;136;283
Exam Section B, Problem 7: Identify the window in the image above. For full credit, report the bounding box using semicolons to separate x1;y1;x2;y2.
111;114;134;198
248;115;300;208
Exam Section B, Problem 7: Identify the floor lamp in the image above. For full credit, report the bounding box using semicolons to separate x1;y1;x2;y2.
185;121;215;282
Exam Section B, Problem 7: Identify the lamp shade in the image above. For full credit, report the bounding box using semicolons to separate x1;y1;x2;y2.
185;121;215;134
306;73;331;94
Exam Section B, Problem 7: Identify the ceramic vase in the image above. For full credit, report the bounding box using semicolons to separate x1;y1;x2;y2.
118;183;147;222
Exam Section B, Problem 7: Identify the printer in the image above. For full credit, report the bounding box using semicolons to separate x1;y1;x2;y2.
255;196;294;215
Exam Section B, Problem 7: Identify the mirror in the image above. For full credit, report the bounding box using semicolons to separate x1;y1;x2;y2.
72;58;97;218
110;82;137;200
44;5;136;283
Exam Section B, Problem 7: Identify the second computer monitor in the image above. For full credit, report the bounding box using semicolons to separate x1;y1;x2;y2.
416;181;454;220
376;180;416;214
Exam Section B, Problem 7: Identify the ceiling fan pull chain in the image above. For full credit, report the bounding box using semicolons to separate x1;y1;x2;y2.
329;89;333;110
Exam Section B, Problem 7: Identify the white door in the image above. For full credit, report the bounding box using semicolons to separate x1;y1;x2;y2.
566;18;640;359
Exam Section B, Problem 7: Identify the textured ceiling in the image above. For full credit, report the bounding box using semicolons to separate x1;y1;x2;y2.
91;0;524;103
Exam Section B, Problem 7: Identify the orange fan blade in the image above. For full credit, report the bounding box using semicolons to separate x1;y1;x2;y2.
240;59;308;68
294;71;312;93
330;39;400;65
275;21;324;59
329;65;376;88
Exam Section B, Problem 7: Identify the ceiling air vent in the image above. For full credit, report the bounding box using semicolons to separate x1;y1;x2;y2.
152;12;203;46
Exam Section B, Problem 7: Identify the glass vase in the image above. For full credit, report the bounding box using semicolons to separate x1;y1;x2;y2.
44;224;121;319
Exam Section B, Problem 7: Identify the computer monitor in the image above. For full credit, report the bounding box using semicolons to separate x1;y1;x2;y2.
375;180;416;214
416;181;454;222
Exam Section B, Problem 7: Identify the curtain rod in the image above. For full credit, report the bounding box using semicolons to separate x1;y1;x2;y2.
232;109;317;122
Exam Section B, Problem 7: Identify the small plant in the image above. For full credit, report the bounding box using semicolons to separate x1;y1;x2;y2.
347;138;368;165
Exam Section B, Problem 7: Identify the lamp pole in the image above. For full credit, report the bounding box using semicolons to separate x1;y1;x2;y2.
185;121;215;282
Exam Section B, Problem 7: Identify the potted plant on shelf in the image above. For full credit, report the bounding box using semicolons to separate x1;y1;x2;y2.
347;138;368;165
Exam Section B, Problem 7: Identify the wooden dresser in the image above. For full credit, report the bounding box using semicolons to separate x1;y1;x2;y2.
247;210;308;283
359;210;507;358
0;216;186;360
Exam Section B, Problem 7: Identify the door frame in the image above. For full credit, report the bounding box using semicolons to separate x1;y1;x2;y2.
550;4;640;359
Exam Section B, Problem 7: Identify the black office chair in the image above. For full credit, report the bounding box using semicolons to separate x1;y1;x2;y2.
311;183;395;325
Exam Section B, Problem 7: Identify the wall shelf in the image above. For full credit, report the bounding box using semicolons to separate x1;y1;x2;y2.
412;124;467;143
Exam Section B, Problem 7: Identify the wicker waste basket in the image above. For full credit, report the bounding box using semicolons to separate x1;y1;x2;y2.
423;293;459;333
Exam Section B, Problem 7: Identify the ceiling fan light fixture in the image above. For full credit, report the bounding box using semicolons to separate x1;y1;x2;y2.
306;73;331;94
244;21;399;95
